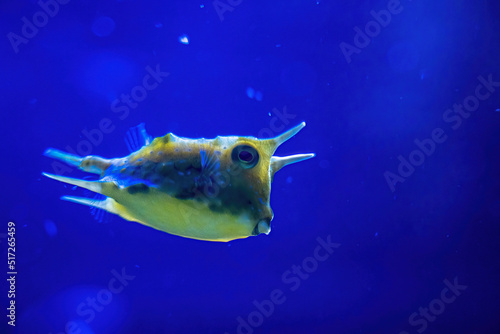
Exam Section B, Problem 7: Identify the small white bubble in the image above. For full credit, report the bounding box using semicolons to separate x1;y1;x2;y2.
44;220;58;237
246;87;255;99
286;176;293;183
92;16;116;37
178;35;189;45
255;91;263;101
200;4;205;8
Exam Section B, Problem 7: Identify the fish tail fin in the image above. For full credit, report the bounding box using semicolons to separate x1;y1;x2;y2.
42;173;103;194
44;148;82;167
44;148;112;175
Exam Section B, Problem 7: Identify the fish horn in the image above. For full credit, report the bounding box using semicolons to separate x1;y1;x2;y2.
259;122;315;175
271;153;315;174
260;122;307;153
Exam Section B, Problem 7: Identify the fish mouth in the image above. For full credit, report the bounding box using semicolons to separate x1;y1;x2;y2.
252;218;271;236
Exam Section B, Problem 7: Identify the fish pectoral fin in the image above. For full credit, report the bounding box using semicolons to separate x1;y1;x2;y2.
42;173;103;194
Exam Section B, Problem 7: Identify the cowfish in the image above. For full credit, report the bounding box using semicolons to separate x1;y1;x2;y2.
43;122;314;242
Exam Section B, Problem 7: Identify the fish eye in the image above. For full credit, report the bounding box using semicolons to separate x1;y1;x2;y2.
231;145;259;169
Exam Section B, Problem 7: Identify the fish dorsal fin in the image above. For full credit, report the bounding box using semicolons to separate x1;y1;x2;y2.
125;123;152;153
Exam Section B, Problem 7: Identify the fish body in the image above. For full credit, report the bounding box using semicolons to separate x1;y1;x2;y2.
44;122;314;242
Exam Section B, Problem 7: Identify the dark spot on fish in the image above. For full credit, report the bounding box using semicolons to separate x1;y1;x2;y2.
174;159;191;171
209;203;224;213
157;162;174;176
191;159;202;170
175;190;196;200
127;183;149;194
142;162;155;175
149;175;162;184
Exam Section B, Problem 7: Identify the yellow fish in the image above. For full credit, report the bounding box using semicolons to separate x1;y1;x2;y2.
43;122;314;242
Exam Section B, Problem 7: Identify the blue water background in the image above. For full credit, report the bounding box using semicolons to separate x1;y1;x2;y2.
1;0;500;333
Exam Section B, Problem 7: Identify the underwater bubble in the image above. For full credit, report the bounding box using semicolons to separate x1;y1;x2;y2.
246;87;255;99
178;35;189;45
387;42;419;73
200;4;205;8
155;22;163;28
43;219;58;238
286;176;293;184
92;16;116;37
255;91;263;101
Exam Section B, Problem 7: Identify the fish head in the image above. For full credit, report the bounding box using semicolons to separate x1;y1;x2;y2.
208;122;315;236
